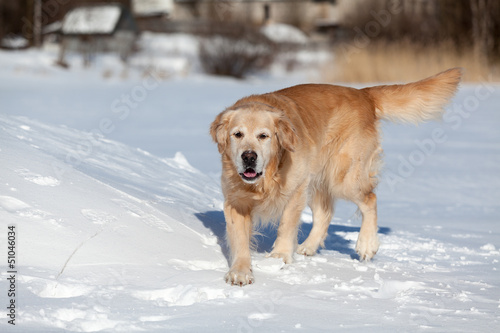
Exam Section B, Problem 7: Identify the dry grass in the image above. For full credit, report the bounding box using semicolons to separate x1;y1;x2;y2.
326;40;500;83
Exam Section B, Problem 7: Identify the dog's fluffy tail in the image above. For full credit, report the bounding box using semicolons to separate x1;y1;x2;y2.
364;68;463;124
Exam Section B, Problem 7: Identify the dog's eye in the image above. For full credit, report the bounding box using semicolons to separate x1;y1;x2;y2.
258;133;269;140
234;132;243;138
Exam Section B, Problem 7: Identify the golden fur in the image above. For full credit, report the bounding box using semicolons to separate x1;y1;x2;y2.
210;68;462;286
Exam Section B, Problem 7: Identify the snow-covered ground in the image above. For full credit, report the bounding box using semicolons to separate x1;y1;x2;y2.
1;35;500;332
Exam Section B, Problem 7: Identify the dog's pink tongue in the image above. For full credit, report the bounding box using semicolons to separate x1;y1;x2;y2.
244;170;257;178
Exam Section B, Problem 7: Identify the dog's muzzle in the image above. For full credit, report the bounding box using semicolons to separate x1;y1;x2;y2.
240;150;262;182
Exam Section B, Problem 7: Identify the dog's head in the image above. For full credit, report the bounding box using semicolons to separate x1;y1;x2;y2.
210;105;298;184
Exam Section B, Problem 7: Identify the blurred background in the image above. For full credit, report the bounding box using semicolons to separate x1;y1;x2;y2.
1;0;499;82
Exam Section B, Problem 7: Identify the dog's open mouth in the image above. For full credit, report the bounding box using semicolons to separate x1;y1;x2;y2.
240;168;262;182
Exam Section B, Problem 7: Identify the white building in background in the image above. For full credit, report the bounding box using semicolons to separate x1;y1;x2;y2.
58;3;139;66
162;0;360;38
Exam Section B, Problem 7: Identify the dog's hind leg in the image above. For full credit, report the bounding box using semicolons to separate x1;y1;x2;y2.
354;192;380;260
297;188;334;256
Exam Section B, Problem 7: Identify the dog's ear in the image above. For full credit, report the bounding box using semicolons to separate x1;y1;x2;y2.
210;110;234;154
276;114;298;152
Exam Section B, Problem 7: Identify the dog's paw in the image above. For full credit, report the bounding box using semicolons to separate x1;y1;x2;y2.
296;242;318;256
268;251;293;264
225;268;254;286
355;232;380;261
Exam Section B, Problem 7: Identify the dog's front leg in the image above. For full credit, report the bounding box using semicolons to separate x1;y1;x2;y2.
270;183;307;264
224;202;254;286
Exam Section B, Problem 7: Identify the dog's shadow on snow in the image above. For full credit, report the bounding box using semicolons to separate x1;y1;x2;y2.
195;211;391;264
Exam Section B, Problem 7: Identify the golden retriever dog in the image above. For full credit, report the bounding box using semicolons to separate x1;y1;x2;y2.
210;68;462;286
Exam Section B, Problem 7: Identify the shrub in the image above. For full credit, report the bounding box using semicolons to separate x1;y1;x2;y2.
198;23;277;79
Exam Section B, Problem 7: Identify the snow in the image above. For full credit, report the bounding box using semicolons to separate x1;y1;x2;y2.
0;36;29;49
1;36;500;332
62;5;122;35
132;0;173;16
132;32;200;75
260;23;309;44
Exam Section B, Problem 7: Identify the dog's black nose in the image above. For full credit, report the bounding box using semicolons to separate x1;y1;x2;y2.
241;151;257;165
